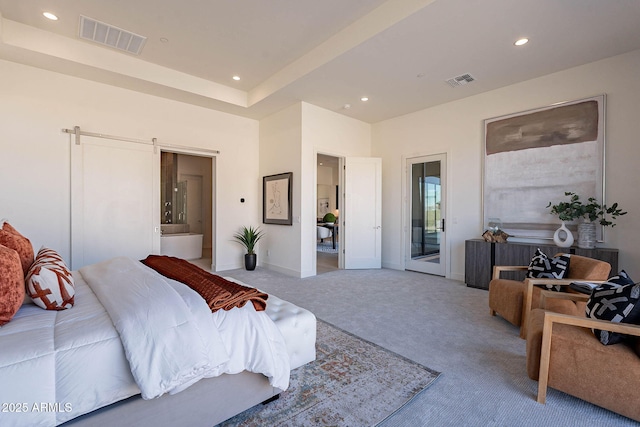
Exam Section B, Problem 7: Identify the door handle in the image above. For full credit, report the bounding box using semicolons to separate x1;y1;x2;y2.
373;226;381;229
442;218;445;232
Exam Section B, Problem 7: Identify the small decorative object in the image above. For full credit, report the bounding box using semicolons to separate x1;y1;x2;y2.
577;221;596;249
233;226;264;271
482;217;509;243
263;172;293;225
487;217;503;233
552;221;574;248
547;191;627;249
482;229;510;243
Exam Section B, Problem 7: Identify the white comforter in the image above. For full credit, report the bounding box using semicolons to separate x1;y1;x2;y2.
0;257;290;427
80;257;291;397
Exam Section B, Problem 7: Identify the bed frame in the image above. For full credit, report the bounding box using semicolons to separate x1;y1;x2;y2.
63;371;280;426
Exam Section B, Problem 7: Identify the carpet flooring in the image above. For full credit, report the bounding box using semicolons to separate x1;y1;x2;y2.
219;320;440;426
215;266;639;426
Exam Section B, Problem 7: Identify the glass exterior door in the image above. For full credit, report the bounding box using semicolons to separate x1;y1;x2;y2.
406;154;446;276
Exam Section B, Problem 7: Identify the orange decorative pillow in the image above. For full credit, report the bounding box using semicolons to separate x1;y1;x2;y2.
25;247;75;310
0;221;34;276
0;244;25;326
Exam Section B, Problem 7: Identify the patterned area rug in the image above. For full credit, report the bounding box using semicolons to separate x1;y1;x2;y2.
219;320;441;427
317;241;339;254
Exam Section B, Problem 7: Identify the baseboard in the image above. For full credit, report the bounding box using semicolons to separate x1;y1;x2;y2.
261;261;301;278
214;262;243;272
450;272;465;282
382;261;404;271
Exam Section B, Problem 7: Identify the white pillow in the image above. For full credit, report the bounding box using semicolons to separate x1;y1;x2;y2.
25;247;75;310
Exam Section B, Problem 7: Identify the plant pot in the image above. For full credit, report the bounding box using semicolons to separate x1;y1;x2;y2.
577;221;596;249
553;221;574;248
244;253;257;271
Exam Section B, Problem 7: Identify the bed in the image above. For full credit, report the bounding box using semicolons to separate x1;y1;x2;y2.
0;256;317;427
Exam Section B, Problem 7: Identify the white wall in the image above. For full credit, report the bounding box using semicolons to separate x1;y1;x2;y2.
259;103;303;276
259;102;371;277
301;102;371;277
372;50;640;280
0;59;260;271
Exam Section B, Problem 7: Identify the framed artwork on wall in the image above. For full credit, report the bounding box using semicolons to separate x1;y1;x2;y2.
483;94;605;240
263;172;293;225
318;198;330;218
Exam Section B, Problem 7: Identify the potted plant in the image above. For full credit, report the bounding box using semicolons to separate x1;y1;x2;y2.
233;226;265;271
322;212;336;224
547;192;627;248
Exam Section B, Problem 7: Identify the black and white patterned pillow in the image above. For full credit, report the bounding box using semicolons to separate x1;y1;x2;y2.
526;249;571;291
607;270;634;286
586;280;640;345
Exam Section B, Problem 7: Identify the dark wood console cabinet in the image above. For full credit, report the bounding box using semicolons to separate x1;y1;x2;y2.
464;239;619;290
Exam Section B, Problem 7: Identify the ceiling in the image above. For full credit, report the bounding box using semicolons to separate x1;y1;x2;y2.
1;0;640;123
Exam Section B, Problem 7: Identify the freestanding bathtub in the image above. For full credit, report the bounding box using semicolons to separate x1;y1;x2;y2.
160;233;203;260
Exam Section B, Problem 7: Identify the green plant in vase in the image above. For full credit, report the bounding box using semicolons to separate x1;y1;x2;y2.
233;226;265;270
547;192;627;248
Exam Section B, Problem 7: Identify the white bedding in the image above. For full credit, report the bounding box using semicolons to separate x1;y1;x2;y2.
0;258;290;427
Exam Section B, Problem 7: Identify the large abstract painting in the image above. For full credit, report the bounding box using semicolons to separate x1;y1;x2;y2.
483;95;605;240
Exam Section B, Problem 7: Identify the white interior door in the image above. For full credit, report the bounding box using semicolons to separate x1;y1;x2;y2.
405;154;446;276
71;137;159;269
344;157;382;269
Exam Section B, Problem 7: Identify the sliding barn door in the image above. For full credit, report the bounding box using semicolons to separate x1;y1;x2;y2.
71;137;159;269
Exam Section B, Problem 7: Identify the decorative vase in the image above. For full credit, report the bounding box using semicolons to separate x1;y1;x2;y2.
577;221;596;249
244;253;257;271
553;221;574;248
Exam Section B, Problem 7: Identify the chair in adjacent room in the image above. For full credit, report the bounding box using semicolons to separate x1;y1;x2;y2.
317;226;332;243
488;254;611;338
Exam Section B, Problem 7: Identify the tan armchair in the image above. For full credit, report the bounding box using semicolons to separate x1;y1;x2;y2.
488;254;611;338
527;290;640;422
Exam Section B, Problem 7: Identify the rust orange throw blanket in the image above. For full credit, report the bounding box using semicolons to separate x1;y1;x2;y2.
141;255;268;312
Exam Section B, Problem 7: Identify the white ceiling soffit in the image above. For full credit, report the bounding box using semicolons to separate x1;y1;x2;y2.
1;0;640;123
79;15;146;55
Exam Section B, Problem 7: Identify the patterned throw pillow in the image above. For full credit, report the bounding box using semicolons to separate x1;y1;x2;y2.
25;247;75;310
526;248;571;291
606;270;634;286
586;277;640;345
0;221;34;276
0;244;25;325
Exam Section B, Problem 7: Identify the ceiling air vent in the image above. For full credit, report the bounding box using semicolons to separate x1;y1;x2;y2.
445;73;475;88
79;15;146;55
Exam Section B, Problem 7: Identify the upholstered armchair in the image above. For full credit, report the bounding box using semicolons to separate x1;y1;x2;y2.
317;226;332;242
488;254;611;338
527;290;640;421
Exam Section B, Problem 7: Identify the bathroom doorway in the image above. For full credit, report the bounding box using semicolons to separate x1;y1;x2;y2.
160;152;213;267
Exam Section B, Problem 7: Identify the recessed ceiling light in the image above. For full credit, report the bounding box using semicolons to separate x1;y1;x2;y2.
43;12;58;21
232;75;241;81
514;38;529;46
360;97;369;102
160;37;169;43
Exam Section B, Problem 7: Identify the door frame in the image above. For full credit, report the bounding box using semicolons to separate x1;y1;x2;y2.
314;150;345;275
401;151;450;277
160;148;217;271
